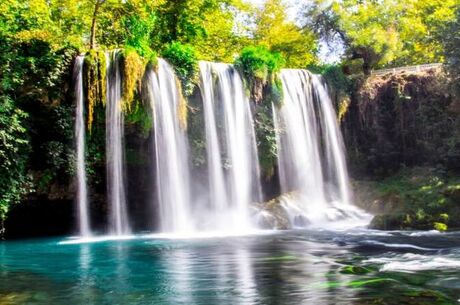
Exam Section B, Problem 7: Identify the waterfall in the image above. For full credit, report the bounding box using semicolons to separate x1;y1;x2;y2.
275;69;367;227
313;75;352;207
147;59;193;232
106;51;131;235
74;56;91;237
199;62;262;231
74;55;368;236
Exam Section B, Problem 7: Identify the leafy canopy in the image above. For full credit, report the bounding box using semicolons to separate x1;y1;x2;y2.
304;0;458;72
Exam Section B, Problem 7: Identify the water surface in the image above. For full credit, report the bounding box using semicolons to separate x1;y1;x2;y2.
1;230;459;305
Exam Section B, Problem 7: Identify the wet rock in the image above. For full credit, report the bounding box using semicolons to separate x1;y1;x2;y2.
252;193;294;230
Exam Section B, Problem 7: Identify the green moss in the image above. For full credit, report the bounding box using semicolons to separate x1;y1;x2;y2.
124;98;152;138
433;222;447;231
340;265;371;275
121;47;147;113
83;49;106;131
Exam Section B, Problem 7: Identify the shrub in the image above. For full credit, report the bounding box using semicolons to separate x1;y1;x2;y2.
161;42;198;97
235;46;284;82
235;46;285;105
0;96;30;236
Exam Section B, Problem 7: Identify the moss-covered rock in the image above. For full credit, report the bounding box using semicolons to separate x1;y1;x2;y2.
354;167;460;230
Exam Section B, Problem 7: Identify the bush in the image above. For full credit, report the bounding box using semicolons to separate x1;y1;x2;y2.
369;167;460;230
235;46;284;84
161;42;198;97
0;96;30;235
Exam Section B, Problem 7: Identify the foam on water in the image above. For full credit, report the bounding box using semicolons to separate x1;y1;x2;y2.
366;253;460;271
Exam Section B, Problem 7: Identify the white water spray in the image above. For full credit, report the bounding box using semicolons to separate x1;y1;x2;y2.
147;59;193;233
275;69;368;226
199;62;262;231
106;51;130;235
74;56;91;237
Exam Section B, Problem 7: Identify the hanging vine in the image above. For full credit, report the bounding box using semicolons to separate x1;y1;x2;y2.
83;49;106;131
121;48;146;113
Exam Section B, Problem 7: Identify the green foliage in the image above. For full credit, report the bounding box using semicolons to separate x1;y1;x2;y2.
433;222;448;231
0;96;30;231
162;42;198;97
86;105;106;188
305;0;457;73
440;6;460;88
152;0;220;45
321;65;351;94
370;167;460;230
254;0;318;68
314;65;352;120
194;1;251;63
121;9;157;65
235;46;285;105
235;46;284;82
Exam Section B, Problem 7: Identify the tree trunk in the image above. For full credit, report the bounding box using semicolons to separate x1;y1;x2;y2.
90;0;103;50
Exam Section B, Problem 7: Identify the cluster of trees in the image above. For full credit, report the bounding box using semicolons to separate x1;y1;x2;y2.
0;0;459;233
303;0;459;74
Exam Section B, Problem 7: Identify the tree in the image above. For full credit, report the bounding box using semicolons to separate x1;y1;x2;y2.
194;0;252;62
303;0;457;73
0;96;29;236
440;5;460;82
90;0;105;49
254;0;318;68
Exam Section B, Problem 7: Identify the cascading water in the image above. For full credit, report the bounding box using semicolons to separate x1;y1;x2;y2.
106;51;131;235
147;59;193;233
74;56;91;237
199;62;262;231
313;75;352;207
274;69;368;227
74;54;367;236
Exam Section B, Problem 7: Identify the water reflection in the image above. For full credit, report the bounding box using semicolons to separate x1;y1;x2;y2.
76;244;96;304
235;248;257;305
1;230;460;305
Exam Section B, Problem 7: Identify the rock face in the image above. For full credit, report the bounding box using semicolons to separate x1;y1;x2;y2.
252;193;294;230
351;180;401;215
337;69;460;231
341;68;460;178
